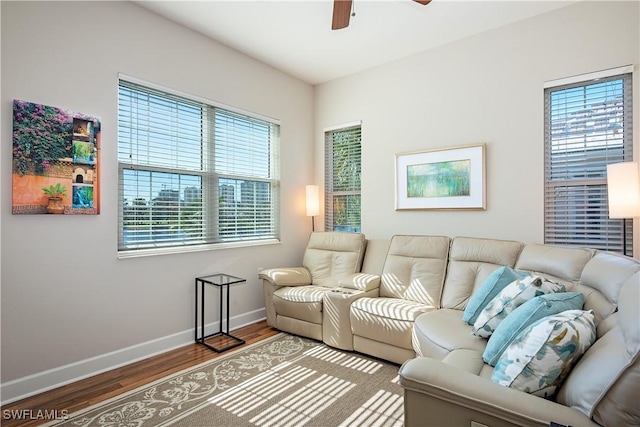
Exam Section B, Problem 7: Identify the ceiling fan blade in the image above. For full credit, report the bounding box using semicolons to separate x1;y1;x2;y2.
413;0;432;5
332;0;352;30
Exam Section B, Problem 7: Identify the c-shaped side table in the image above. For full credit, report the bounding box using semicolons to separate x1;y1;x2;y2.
195;273;246;352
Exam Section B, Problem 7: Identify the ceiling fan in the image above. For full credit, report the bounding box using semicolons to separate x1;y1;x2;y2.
332;0;432;30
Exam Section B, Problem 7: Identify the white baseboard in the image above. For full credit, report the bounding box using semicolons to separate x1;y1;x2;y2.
0;309;265;405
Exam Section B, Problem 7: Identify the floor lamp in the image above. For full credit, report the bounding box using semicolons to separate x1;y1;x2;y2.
606;162;640;256
306;185;319;232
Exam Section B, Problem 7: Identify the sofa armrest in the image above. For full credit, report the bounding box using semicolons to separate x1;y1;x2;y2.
260;267;312;328
338;273;380;291
399;357;597;427
258;267;312;287
323;288;379;350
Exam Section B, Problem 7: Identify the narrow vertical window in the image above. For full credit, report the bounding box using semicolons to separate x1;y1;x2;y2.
324;123;361;232
544;70;633;254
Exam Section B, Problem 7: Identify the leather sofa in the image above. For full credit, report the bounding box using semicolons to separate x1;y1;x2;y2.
259;232;639;427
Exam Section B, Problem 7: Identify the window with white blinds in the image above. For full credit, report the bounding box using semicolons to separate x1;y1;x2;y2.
118;78;280;255
324;124;361;232
544;71;633;255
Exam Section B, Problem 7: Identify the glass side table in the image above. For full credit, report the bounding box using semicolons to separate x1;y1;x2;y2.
195;273;246;352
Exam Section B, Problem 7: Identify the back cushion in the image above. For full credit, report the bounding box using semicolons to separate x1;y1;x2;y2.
360;239;391;276
380;235;450;307
515;244;594;286
303;232;366;287
557;273;640;427
577;251;640;325
441;237;524;309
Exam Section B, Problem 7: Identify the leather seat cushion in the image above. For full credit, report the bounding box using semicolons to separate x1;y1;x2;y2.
413;309;487;359
351;297;433;349
273;286;332;324
441;348;494;379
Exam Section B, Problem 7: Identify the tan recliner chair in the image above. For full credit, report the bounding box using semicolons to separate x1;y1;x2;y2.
350;235;452;364
259;232;378;348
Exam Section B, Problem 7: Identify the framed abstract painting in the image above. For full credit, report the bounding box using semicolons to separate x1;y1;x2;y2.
395;143;486;210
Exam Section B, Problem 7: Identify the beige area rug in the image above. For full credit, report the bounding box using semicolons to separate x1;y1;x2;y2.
47;333;403;427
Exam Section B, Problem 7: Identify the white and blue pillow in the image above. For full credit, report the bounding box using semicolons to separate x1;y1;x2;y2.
483;292;584;366
463;266;530;325
472;275;565;338
491;309;596;398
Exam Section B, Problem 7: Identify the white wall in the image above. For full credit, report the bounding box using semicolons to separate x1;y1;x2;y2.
1;1;314;401
315;1;640;248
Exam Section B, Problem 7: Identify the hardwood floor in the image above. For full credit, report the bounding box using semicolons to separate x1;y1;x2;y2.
1;321;279;427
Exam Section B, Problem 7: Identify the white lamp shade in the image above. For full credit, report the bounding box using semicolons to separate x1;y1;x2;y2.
306;185;320;217
607;162;640;218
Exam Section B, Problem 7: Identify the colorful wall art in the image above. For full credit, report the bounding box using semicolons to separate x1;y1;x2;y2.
12;100;101;214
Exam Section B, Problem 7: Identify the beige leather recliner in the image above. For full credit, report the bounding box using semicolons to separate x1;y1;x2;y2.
259;232;379;348
349;235;451;364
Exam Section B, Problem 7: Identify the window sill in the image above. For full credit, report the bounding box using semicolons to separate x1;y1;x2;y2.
117;238;281;259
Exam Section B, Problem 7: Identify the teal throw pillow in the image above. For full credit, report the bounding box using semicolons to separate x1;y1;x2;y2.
483;292;584;366
491;309;596;398
463;266;530;325
471;275;566;338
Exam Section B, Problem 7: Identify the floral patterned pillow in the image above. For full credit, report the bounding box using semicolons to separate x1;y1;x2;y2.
472;275;565;338
491;309;596;398
482;292;584;366
463;266;530;325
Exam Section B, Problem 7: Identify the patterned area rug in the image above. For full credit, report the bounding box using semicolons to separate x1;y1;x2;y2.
47;333;403;427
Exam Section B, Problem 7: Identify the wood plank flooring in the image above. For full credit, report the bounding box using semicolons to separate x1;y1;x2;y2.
1;321;279;427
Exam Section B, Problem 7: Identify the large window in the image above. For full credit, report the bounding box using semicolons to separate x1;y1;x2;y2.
544;68;633;255
118;78;280;255
324;123;361;232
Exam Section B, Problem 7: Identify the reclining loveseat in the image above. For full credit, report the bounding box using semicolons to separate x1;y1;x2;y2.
259;232;639;427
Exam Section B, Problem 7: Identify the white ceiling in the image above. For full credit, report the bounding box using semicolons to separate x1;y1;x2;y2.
135;0;578;85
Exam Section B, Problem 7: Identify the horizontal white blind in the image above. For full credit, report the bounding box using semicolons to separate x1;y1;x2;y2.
214;109;279;241
544;73;633;254
118;80;280;253
324;124;361;232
